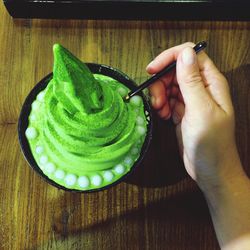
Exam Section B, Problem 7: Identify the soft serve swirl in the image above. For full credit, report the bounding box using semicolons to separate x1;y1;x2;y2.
25;44;148;190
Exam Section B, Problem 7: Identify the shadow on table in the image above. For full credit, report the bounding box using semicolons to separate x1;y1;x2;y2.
32;188;219;250
127;63;250;187
125;111;187;188
225;64;250;177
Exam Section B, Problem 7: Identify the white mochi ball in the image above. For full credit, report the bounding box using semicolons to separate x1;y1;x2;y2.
54;169;65;180
25;127;38;139
40;155;48;165
103;171;114;182
35;145;44;154
136;126;146;136
30;114;36;121
37;91;45;102
114;164;125;174
117;87;127;97
45;162;56;174
131;147;139;155
130;95;142;106
78;176;90;188
136;116;144;125
65;174;77;186
124;157;132;165
91;175;102;186
31;101;40;111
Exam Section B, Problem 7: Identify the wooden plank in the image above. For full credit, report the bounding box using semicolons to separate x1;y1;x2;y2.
0;1;250;249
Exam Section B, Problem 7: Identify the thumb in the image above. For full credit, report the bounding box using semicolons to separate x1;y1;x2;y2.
176;47;210;110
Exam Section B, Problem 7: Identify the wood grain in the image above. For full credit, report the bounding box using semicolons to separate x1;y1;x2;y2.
0;1;250;249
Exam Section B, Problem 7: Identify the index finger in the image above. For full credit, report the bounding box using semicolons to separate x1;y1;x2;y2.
146;42;195;74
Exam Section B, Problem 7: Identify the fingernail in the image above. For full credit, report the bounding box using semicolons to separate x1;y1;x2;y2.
151;96;156;106
169;98;176;110
182;47;195;65
164;112;171;120
172;113;180;124
146;60;155;70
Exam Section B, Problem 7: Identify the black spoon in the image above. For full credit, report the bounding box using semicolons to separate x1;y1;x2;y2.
124;41;207;101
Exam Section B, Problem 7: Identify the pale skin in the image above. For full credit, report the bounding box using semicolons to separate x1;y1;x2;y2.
146;42;250;249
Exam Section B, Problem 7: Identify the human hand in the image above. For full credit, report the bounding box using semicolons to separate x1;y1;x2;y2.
147;42;243;191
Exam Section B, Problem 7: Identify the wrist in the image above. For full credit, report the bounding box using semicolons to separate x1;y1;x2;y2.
198;148;247;197
202;169;249;203
200;158;249;205
202;162;250;249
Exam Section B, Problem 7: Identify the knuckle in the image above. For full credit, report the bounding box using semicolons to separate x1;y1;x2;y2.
183;73;203;87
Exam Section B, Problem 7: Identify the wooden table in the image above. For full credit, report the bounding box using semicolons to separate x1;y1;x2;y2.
0;2;250;249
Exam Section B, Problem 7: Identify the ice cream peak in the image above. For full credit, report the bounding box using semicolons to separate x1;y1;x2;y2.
53;44;103;114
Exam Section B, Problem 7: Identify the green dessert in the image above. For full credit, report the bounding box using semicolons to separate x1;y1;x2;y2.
25;44;148;191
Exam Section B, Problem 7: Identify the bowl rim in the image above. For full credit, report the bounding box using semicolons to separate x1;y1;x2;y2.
18;63;153;193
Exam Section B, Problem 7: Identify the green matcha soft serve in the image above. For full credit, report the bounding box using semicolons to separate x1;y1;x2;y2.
25;44;148;191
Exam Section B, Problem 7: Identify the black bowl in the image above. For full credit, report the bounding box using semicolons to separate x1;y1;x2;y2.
18;63;153;192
